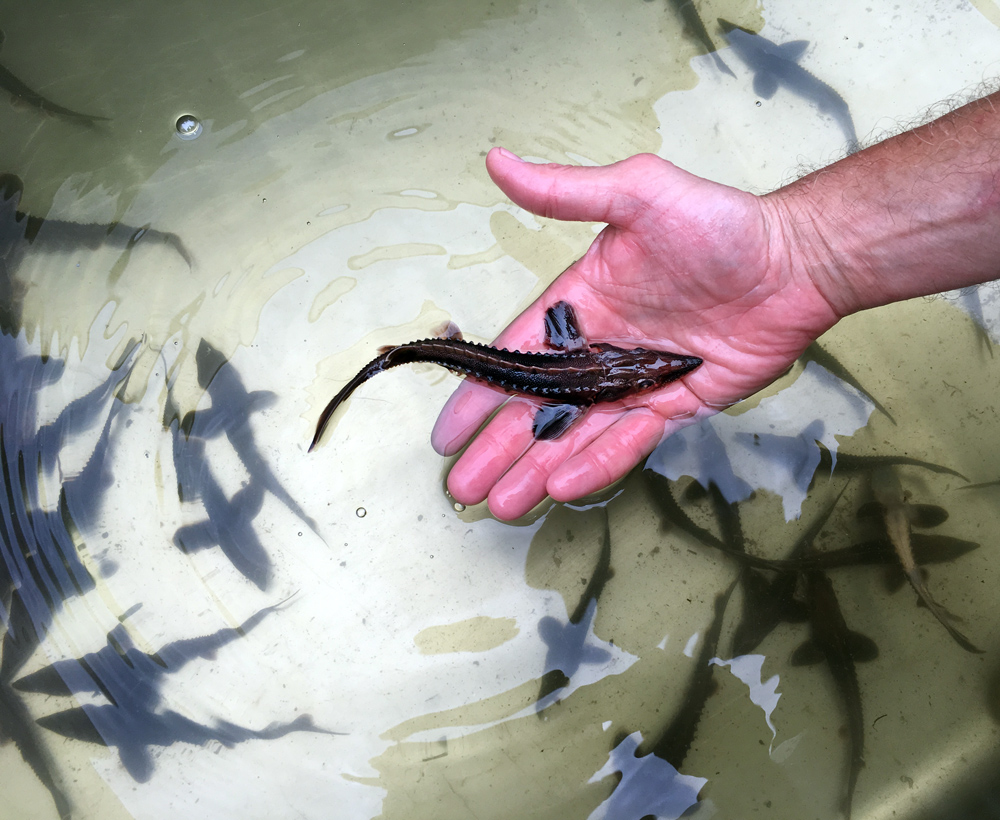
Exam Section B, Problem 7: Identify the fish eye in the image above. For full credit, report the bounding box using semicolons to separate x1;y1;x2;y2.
636;378;655;390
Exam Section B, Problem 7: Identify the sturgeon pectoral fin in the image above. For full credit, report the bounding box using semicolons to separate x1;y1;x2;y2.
846;632;879;663
752;72;779;98
908;504;948;528
532;403;587;440
882;567;906;592
543;302;588;352
790;639;824;666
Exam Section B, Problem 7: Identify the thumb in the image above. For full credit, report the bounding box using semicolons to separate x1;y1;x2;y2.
485;148;683;227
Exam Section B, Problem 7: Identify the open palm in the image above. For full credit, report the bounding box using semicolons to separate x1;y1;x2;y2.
432;148;841;520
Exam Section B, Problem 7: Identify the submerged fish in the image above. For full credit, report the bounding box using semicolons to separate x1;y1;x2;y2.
310;301;702;449
791;568;878;820
731;484;846;655
870;466;982;654
1;173;193;269
815;440;967;482
714;531;978;575
801;342;895;424
717;19;858;148
643;471;725;551
644;576;739;768
958;476;1000;491
668;0;735;78
957;287;994;359
536;510;615;707
0;29;108;127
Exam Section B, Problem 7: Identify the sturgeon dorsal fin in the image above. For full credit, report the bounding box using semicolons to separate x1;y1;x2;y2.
790;639;824;666
775;39;809;61
376;320;463;356
433;320;464;342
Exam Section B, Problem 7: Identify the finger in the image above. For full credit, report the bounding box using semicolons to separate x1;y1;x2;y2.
486;460;557;521
485;148;684;228
483;406;625;520
550;405;713;502
546;408;670;502
445;399;538;505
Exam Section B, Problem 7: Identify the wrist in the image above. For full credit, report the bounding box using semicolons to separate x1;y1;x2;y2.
756;189;853;336
761;92;1000;320
760;168;883;322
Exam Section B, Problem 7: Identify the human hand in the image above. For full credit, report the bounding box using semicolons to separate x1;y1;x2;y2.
431;148;841;520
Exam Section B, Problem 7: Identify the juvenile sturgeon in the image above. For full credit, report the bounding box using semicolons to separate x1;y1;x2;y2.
0;30;109;127
668;0;736;78
718;19;858;148
870;466;983;654
309;301;702;450
791;568;877;820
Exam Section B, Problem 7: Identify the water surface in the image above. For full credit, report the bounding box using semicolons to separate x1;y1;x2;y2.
2;1;999;818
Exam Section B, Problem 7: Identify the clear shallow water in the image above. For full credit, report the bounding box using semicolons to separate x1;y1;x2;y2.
1;1;1000;818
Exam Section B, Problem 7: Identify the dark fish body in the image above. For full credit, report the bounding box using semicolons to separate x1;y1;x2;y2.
815;441;967;481
718;19;858;147
310;302;702;449
0;29;106;127
645;577;738;767
643;470;725;551
668;0;736;78
569;512;615;625
731;485;845;654
793;569;874;820
0;30;107;127
2;173;193;270
0;62;107;126
870;467;983;653
327;337;699;403
705;532;978;574
960;477;1000;490
732;567;804;656
802;342;895;424
643;482;740;764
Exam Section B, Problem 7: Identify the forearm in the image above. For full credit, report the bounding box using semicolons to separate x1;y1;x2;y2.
765;90;1000;318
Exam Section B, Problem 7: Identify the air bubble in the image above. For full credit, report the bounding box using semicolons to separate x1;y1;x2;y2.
175;114;203;140
356;507;367;518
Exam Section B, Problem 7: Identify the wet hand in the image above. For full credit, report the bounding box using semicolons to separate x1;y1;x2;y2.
432;148;841;520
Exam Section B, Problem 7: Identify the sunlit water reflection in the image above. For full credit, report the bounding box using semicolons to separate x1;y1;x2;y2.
2;1;1000;819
